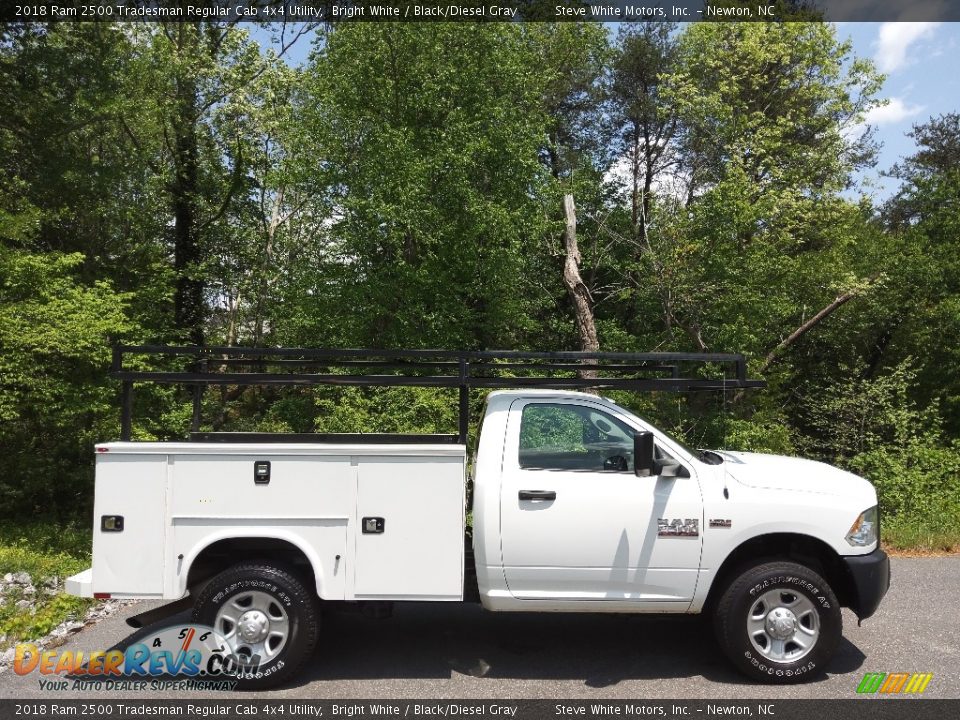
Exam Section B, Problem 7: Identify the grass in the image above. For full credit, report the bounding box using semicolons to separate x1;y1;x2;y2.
882;515;960;555
0;521;95;647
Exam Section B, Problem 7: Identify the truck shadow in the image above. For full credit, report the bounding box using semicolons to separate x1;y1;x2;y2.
298;602;867;688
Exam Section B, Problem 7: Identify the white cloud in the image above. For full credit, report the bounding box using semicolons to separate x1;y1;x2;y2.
862;98;926;127
844;97;926;141
874;22;940;73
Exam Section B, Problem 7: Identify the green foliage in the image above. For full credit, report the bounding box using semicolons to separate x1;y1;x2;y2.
883;114;960;438
0;593;93;644
722;417;796;456
797;361;960;537
0;522;94;647
648;22;884;359
293;24;553;350
851;441;960;526
0;22;957;552
799;361;936;461
313;387;459;435
0;249;132;519
0;522;93;561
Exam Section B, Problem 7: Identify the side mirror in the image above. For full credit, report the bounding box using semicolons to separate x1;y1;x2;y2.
634;431;655;477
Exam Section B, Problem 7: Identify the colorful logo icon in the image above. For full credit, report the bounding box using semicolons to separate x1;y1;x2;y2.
14;623;261;680
856;672;933;694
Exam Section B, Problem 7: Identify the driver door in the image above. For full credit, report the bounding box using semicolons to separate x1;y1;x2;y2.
499;399;703;603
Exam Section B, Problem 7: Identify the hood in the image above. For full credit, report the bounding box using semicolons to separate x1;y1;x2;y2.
713;451;877;501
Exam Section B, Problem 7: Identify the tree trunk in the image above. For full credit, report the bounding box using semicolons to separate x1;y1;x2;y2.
172;53;204;345
560;194;599;379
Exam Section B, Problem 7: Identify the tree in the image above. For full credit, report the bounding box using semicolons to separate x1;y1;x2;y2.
526;24;613;356
881;114;960;435
650;22;883;361
119;23;299;344
0;249;132;519
297;24;552;350
610;22;679;245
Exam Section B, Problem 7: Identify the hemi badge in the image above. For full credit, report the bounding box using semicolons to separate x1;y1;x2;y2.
710;518;732;528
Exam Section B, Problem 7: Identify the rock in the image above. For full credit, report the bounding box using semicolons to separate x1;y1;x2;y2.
0;597;139;672
3;573;13;583
22;585;35;596
45;576;60;590
12;572;31;585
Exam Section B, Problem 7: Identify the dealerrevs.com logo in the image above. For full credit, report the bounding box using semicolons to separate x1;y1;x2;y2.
14;623;261;691
856;672;934;694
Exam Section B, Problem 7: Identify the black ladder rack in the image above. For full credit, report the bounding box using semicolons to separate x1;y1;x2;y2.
111;346;766;443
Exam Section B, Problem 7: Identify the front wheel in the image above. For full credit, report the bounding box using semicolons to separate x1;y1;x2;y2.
714;561;841;683
192;562;320;689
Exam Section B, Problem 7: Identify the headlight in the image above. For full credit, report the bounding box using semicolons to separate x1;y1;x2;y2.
845;506;878;547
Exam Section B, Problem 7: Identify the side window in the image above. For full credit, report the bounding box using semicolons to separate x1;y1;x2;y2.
518;403;635;472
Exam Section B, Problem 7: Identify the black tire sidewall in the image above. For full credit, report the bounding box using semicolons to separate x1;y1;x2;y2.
192;563;319;689
717;562;841;683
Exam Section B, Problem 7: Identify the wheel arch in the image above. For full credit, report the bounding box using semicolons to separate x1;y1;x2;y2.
702;532;855;615
182;532;323;600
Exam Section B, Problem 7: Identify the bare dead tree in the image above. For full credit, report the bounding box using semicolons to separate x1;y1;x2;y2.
561;194;600;380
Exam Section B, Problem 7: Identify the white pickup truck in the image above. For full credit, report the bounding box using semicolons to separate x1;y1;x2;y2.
67;348;889;688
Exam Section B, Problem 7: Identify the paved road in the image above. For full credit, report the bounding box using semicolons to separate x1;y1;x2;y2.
2;558;957;700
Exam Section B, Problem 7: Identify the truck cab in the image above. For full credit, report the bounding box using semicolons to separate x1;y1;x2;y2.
475;390;886;609
475;390;889;683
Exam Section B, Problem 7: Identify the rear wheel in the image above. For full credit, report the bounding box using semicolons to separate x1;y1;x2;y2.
192;562;319;689
714;561;841;683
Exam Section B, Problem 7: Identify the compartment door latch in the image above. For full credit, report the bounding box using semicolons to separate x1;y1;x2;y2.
254;460;271;485
362;517;385;534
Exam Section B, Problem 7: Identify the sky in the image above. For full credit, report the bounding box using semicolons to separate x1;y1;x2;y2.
249;21;960;203
838;22;960;200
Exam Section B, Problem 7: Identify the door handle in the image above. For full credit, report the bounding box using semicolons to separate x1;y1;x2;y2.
519;490;557;501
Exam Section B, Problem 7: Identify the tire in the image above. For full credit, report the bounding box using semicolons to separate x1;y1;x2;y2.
192;562;320;690
713;561;841;683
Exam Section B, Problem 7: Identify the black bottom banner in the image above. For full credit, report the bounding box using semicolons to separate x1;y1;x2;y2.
1;700;958;720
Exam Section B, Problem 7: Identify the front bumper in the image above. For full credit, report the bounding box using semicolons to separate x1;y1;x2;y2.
842;548;890;621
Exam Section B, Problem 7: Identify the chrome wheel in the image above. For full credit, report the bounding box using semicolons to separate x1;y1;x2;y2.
747;588;820;663
214;590;290;661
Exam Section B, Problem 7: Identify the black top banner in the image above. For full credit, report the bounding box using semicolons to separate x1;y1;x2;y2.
2;0;960;23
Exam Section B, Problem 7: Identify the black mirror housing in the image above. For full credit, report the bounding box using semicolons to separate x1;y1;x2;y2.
634;431;655;476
